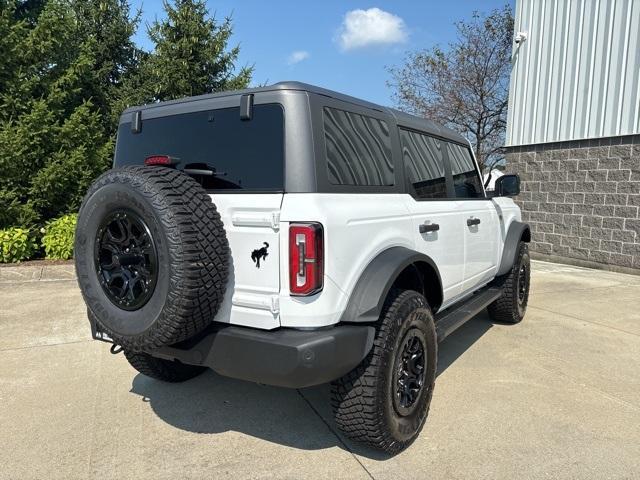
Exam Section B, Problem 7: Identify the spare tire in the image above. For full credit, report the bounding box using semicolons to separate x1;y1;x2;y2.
75;166;229;351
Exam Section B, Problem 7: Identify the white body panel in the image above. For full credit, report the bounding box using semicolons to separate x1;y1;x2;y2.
211;190;522;330
279;193;414;328
210;193;283;330
492;196;523;263
401;198;465;305
455;200;501;294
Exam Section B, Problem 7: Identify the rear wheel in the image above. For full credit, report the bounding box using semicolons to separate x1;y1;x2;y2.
331;289;437;454
124;351;205;382
488;241;530;323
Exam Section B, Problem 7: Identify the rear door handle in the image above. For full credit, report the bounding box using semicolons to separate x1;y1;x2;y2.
419;223;440;233
467;217;481;227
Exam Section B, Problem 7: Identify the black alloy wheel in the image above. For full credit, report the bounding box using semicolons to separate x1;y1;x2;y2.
393;329;427;416
518;263;528;304
516;257;530;317
95;210;158;311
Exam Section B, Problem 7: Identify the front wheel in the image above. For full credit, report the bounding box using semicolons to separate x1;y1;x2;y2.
331;289;437;454
488;241;530;324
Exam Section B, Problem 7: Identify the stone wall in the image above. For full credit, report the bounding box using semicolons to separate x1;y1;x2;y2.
505;135;640;272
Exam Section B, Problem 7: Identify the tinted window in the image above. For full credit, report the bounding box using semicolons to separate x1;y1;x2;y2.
448;143;483;198
323;107;393;186
114;104;284;191
400;129;447;199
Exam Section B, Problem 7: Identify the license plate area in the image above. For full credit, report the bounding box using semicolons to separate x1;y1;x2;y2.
90;320;114;343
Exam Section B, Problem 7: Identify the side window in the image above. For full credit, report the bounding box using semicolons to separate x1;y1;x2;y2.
448;143;483;198
400;129;447;199
323;107;394;186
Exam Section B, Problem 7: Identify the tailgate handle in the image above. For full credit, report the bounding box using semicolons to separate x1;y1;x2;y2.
232;212;280;230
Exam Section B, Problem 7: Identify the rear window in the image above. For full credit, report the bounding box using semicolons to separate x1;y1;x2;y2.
114;104;284;191
323;107;393;186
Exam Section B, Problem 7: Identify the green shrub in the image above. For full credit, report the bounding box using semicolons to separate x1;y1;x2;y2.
0;228;37;263
41;213;78;260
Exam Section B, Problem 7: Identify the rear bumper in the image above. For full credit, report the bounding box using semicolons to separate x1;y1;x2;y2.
149;324;375;388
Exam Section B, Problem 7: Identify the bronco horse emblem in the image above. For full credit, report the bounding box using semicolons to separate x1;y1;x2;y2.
251;242;269;268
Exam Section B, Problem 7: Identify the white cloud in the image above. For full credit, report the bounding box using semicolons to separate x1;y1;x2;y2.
287;50;310;65
337;8;408;51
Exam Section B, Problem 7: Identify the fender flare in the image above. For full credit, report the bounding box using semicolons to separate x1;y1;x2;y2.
496;221;531;276
339;247;443;324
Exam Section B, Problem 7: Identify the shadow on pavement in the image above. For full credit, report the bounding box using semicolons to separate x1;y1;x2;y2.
437;313;493;376
130;313;492;457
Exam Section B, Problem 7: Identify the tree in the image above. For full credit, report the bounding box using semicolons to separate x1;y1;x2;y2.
0;0;140;228
71;0;143;128
135;0;252;103
10;0;45;24
0;0;253;231
388;5;513;171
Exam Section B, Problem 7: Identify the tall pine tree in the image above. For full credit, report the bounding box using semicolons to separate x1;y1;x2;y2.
137;0;252;103
0;0;253;231
0;0;141;228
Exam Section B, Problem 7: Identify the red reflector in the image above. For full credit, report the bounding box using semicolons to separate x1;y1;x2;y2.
144;155;176;166
289;223;324;296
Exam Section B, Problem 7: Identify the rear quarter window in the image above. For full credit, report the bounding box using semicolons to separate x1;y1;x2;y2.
114;104;284;192
323;107;394;186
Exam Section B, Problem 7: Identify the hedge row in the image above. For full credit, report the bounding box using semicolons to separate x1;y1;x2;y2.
0;213;77;263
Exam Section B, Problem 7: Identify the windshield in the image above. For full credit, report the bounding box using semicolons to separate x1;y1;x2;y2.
114;103;284;192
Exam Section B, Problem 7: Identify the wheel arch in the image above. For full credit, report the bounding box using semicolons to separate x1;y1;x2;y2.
496;220;531;277
338;247;444;324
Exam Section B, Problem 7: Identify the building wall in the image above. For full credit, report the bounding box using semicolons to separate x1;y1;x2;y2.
505;136;640;271
507;0;640;146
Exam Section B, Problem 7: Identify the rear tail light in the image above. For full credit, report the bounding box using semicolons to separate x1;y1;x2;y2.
289;223;324;296
144;155;179;166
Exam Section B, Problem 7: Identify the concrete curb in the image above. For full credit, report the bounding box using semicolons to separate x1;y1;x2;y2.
0;263;76;283
530;252;640;276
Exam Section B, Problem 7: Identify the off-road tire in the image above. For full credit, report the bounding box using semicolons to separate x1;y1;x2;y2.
124;351;205;382
75;166;229;351
331;289;437;454
488;241;530;324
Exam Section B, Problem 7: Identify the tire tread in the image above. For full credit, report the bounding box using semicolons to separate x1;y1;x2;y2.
331;289;437;454
76;166;229;350
488;241;529;324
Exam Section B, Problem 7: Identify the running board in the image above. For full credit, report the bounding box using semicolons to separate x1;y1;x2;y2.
434;286;502;342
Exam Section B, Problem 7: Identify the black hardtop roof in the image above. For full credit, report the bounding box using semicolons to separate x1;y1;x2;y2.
122;81;468;146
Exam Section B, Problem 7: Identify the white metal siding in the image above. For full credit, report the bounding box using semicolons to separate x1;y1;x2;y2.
506;0;640;146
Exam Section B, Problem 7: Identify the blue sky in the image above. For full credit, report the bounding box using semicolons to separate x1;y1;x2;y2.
131;1;514;106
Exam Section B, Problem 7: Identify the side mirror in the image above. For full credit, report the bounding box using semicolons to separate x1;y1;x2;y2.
495;174;520;197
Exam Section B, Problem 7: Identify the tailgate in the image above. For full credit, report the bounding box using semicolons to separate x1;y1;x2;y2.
211;193;283;329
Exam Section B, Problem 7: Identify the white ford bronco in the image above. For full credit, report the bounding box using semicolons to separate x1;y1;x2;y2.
75;82;531;453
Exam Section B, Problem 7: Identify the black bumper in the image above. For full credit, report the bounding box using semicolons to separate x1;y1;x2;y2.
148;324;375;388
